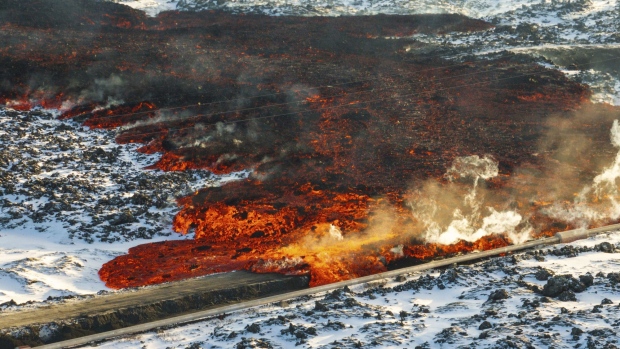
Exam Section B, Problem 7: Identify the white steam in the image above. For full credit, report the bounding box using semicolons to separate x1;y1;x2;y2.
546;119;620;225
592;120;620;202
411;155;531;245
444;155;499;182
79;74;126;103
390;244;404;256
328;224;344;241
91;97;125;113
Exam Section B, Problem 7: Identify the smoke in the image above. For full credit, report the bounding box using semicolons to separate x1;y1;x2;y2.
408;155;531;245
119;108;195;135
286;83;319;109
79;74;126;104
265;113;620;275
407;109;620;247
91;97;125;112
544;119;620;226
444;155;498;182
278;204;398;260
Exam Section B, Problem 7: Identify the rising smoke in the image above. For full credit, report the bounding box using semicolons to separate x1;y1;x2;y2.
258;109;620;274
545;119;620;226
406;108;620;246
408;155;531;245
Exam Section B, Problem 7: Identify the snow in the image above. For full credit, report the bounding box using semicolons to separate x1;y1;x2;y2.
0;228;188;304
113;0;615;18
110;0;178;17
1;0;620;346
119;0;618;21
0;108;237;305
78;232;620;348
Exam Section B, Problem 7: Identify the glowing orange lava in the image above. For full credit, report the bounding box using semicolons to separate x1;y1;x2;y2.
3;1;620;289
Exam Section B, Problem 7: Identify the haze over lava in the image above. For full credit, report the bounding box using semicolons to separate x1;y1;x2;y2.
2;0;620;288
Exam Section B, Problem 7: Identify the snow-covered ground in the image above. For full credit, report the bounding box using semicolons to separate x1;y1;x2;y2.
116;0;616;19
1;1;620;346
78;232;620;349
0;108;245;304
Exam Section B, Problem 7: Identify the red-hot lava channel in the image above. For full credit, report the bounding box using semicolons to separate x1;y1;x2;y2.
2;0;620;288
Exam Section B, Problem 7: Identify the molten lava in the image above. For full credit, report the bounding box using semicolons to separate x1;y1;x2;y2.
3;0;620;289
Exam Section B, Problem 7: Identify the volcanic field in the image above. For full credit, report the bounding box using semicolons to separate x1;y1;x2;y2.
2;0;620;291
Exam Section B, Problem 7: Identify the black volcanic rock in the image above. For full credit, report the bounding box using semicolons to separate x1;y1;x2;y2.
535;267;554;281
542;275;587;299
314;301;329;312
479;321;492;330
487;289;510;303
556;290;576;302
608;272;620;285
579;274;594;287
596;242;616;253
245;323;260;334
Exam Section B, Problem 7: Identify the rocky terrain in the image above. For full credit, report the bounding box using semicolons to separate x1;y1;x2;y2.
0;108;218;243
118;0;620;105
78;232;620;349
1;0;620;347
0;107;237;303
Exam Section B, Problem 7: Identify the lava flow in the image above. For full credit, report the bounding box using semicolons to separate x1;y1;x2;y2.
3;0;620;288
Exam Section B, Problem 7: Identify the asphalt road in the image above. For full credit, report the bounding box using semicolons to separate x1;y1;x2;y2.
0;271;305;330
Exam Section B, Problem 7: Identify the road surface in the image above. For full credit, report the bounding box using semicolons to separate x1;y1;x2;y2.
0;271;307;330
